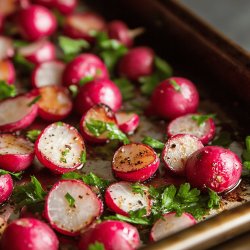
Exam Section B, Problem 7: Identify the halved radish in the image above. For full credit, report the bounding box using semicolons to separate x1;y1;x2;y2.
0;174;13;204
0;134;34;172
112;143;160;182
116;112;140;135
37;86;72;121
32;60;65;88
150;212;196;242
162;134;204;176
0;60;15;84
18;39;56;65
0;93;38;133
167;113;216;144
80;103;117;144
35;122;86;174
105;181;151;216
0;36;14;60
45;179;103;236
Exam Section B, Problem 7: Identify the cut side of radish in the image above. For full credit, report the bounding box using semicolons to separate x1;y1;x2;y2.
105;181;151;216
0;134;34;172
116;112;140;134
0;60;15;84
45;179;103;236
167;114;215;144
112;143;160;182
0;36;14;60
35;122;86;174
37;86;72;121
150;212;196;242
0;174;13;204
162;134;204;176
0;93;38;133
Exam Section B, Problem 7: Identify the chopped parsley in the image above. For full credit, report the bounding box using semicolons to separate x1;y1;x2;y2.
26;129;41;142
0;169;23;180
0;81;16;100
80;151;86;164
142;136;165;150
169;79;181;92
242;136;250;171
131;182;148;196
192;114;216;126
60;149;70;163
27;95;41;107
88;242;105;250
69;85;78;98
65;192;75;207
79;75;94;86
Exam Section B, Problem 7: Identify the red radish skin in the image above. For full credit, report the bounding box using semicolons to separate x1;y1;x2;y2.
116;112;140;134
0;36;14;60
118;47;155;81
18;39;56;65
80;104;117;144
17;5;57;41
105;181;151;216
0;15;4;33
0;60;15;84
32;60;65;88
0;174;13;204
1;218;59;250
112;143;160;182
63;53;109;88
75;79;122;116
45;179;103;236
37;86;72;121
148;77;199;120
79;220;140;250
0;134;34;172
0;93;38;133
54;0;78;15
33;0;54;7
162;134;204;176
35;122;86;174
186;146;242;193
167;113;216;144
63;12;106;42
150;212;196;242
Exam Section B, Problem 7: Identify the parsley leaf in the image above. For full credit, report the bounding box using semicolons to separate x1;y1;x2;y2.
13;40;29;48
0;81;16;100
26;130;41;142
65;192;75;207
69;85;78;98
242;136;250;171
192;114;216;126
131;183;148;196
113;78;135;101
142;136;165;150
79;75;94;86
27;95;41;107
207;188;220;208
0;169;23;180
80;151;86;164
169;79;181;92
88;242;105;250
14;53;34;71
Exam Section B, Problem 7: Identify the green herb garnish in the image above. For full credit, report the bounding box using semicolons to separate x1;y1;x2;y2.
192;114;216;126
88;242;105;250
60;149;70;163
131;182;148;196
79;75;94;86
13;40;29;48
0;81;16;100
113;78;135;101
0;169;23;180
80;151;86;164
27;95;41;107
142;136;165;150
26;129;41;142
14;53;34;71
65;192;75;207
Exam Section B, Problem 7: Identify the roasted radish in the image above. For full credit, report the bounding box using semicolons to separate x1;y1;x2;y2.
0;134;34;172
35;122;86;174
105;181;151;216
0;60;15;84
79;220;140;250
1;218;59;250
167;113;216;144
45;179;103;236
116;112;140;134
150;212;196;242
0;93;38;133
0;174;13;204
75;79;122;115
37;86;72;121
0;36;14;60
112;143;160;182
186;146;242;193
162;134;204;176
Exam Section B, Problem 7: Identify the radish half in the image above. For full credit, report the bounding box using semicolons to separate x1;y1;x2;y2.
116;112;140;134
31;60;65;88
35;122;86;174
0;134;34;172
0;174;13;204
0;60;15;84
105;181;151;216
0;36;14;60
112;143;160;182
162;134;204;176
0;93;38;133
167;113;216;144
150;212;196;242
45;179;103;236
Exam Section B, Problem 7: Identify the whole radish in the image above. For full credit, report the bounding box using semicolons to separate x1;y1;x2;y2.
0;60;15;84
1;218;59;250
0;174;13;204
0;36;14;61
148;77;199;120
186;146;242;193
54;0;78;15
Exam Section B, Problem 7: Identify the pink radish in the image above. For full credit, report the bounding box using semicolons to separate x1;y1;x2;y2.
0;60;15;84
0;217;7;238
150;212;196;242
32;0;54;7
35;122;86;174
45;179;103;236
1;218;59;250
0;174;13;204
0;134;34;172
37;85;72;121
0;36;14;60
75;79;122;116
186;146;242;193
148;77;199;120
80;103;117;144
118;46;154;81
54;0;77;15
79;220;140;250
17;5;57;41
63;53;109;88
63;12;106;42
0;93;38;133
167;113;216;144
162;134;204;176
116;112;140;134
105;181;151;216
112;143;160;182
18;39;56;65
